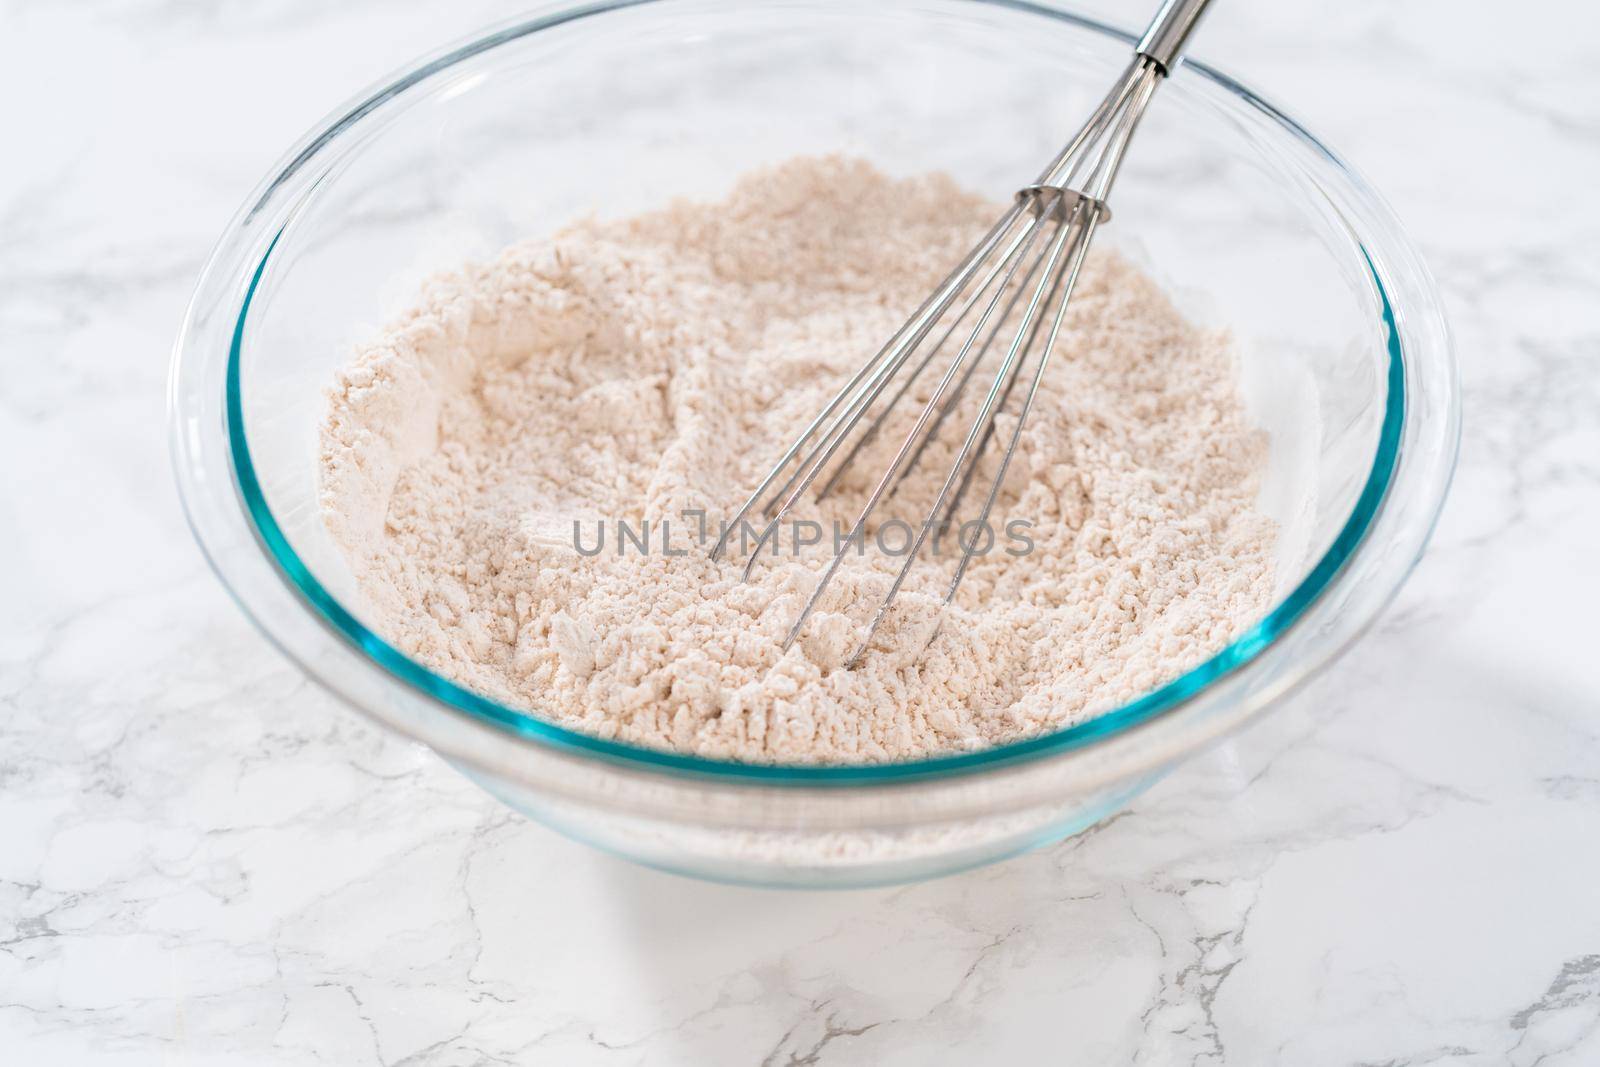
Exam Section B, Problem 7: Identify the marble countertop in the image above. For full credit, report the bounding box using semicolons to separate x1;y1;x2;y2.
4;0;1598;1063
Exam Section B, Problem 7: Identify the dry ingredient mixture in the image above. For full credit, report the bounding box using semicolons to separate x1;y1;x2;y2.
319;156;1275;764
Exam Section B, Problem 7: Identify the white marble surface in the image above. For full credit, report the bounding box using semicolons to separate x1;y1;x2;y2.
3;0;1599;1062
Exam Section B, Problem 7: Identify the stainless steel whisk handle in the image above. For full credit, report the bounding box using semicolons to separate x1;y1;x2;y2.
1135;0;1215;74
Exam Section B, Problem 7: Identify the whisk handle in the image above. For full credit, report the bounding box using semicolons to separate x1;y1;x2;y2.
1135;0;1215;74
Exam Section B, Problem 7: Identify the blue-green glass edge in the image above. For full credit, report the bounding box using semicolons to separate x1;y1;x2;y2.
221;2;1409;788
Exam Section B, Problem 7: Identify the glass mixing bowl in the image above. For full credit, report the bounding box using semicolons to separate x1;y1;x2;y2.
169;0;1458;887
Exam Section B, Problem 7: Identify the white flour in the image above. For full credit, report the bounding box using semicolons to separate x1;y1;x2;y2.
319;157;1275;764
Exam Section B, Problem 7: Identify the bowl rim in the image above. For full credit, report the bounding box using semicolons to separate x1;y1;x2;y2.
175;0;1457;787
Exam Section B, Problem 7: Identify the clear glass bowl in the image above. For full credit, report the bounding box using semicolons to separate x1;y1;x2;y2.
169;0;1458;887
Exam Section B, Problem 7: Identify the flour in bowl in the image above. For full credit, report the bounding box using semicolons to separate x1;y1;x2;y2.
318;156;1275;764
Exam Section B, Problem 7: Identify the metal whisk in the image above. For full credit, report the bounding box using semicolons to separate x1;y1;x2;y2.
711;0;1215;665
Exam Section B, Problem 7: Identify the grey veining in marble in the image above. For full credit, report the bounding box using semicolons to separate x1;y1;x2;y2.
2;0;1598;1063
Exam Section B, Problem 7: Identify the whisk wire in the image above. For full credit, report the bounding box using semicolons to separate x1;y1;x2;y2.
736;218;1033;582
785;208;1045;510
813;236;1043;504
887;241;1054;496
943;202;1102;605
708;201;1028;563
843;192;1097;664
933;244;1063;535
779;209;1057;647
